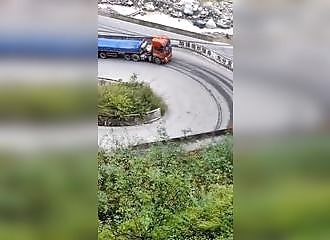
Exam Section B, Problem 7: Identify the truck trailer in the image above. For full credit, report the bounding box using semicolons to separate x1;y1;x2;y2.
98;35;172;64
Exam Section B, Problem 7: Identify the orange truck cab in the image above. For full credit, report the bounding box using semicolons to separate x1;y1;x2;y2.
151;36;172;64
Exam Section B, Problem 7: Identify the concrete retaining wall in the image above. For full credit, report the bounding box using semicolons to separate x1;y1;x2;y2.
130;128;233;151
98;77;121;85
98;108;161;127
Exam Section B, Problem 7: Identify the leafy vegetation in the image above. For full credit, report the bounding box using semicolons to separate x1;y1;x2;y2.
98;137;233;240
98;75;166;121
0;85;94;122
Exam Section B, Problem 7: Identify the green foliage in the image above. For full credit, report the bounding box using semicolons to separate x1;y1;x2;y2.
0;152;96;240
98;77;166;120
98;137;233;239
0;85;94;122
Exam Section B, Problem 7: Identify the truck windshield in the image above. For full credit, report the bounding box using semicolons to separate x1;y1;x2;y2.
153;40;171;53
164;41;171;53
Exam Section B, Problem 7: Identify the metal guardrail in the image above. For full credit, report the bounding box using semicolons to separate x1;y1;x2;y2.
173;40;233;71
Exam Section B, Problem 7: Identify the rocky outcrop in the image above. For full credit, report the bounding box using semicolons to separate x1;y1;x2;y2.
98;0;233;31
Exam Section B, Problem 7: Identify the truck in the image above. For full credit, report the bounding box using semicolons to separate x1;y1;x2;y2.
98;35;172;64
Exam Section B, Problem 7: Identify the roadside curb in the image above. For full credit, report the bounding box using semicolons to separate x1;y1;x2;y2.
98;108;161;127
129;128;233;151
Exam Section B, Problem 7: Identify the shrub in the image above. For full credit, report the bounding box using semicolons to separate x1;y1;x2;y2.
98;137;233;239
0;85;94;122
98;77;166;121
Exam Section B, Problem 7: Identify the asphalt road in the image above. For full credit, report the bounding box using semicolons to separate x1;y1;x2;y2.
98;15;233;149
98;15;233;58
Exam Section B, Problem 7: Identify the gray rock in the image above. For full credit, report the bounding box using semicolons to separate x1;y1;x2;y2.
193;19;206;28
144;2;155;11
183;4;194;16
125;0;133;6
171;11;183;18
104;0;233;30
206;18;217;29
216;18;231;29
193;4;199;12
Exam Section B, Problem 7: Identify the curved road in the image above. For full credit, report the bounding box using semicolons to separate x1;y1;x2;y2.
98;16;233;58
98;16;233;149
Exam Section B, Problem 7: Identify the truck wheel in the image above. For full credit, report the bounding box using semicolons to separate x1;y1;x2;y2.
124;54;131;61
154;57;162;64
99;52;107;59
131;54;140;62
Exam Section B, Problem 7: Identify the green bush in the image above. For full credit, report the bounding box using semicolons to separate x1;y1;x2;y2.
98;137;233;239
98;77;166;120
0;85;94;122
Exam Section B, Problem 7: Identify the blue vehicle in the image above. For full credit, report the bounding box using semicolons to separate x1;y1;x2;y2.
98;35;172;64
